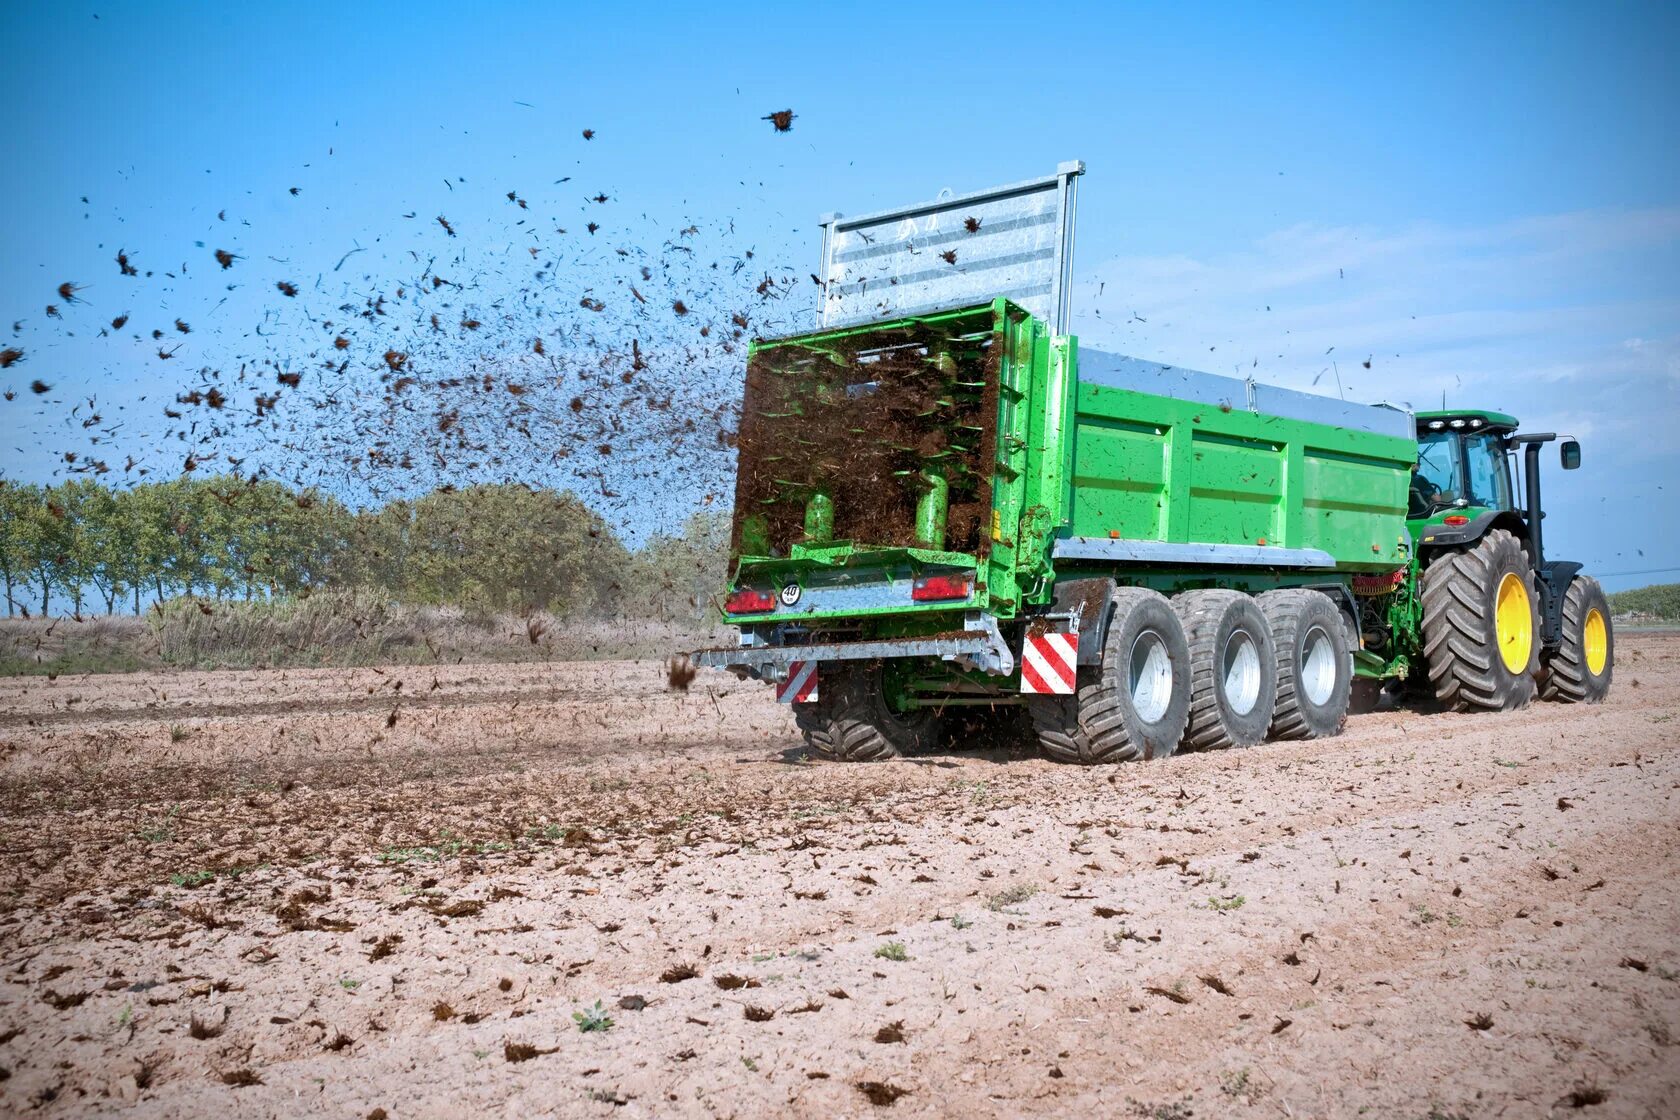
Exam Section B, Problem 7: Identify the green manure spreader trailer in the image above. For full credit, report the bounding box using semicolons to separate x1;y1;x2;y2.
694;168;1613;763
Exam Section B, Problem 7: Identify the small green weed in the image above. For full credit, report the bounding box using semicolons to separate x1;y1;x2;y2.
169;869;214;888
573;1000;614;1033
873;941;909;962
1206;894;1246;911
339;978;360;990
949;914;972;930
169;724;190;743
138;806;180;844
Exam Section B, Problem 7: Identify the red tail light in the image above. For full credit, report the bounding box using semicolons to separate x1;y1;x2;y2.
911;573;972;602
724;587;776;614
1443;514;1470;526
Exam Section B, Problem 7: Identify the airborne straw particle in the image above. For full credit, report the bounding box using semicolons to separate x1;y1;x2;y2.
116;250;138;276
30;379;51;394
763;109;796;133
581;128;595;140
276;281;298;297
57;282;82;303
437;216;456;237
0;348;22;369
214;249;237;270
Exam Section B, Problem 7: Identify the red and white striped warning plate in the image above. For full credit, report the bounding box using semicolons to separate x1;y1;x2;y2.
1020;632;1078;695
776;660;818;704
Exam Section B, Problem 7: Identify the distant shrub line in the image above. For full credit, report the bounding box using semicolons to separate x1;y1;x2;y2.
0;475;726;623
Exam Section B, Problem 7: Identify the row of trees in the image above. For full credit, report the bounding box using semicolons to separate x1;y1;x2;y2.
0;476;727;620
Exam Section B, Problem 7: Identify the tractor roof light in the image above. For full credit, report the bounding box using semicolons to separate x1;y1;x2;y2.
1470;418;1484;428
1428;420;1445;430
1449;419;1467;429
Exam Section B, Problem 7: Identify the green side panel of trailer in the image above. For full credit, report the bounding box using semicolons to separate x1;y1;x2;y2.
1065;380;1414;572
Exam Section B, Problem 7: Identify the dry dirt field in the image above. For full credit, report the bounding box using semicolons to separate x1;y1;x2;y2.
1;636;1677;1119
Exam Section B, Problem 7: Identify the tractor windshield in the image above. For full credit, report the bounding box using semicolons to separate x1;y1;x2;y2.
1411;430;1512;517
1462;431;1513;510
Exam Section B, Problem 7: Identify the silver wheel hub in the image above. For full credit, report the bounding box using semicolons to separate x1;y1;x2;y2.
1300;625;1338;707
1222;630;1262;716
1129;629;1173;724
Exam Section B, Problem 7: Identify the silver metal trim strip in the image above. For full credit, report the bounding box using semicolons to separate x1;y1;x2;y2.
1052;537;1338;568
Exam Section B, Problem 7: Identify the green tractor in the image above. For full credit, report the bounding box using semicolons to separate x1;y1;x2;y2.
1402;410;1613;709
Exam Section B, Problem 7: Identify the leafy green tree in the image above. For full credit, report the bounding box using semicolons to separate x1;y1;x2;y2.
0;481;44;616
625;510;730;622
399;484;630;615
19;487;72;616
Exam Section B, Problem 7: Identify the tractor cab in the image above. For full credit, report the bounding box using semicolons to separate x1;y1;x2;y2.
1409;410;1520;523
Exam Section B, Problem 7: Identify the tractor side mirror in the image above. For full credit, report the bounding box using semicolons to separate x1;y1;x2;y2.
1560;440;1581;470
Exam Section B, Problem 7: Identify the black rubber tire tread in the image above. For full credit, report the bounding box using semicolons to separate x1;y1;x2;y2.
794;661;940;762
1539;576;1613;704
1419;528;1539;712
1030;587;1191;765
1258;588;1353;740
1172;589;1277;751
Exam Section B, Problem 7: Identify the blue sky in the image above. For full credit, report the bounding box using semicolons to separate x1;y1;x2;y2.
2;1;1677;586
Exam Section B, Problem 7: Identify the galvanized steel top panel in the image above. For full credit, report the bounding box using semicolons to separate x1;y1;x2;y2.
818;162;1083;335
1078;349;1415;442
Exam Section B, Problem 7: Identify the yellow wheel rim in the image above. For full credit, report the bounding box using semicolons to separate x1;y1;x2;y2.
1495;572;1533;675
1584;608;1608;676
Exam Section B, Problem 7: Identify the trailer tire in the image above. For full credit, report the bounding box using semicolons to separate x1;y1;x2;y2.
794;661;940;762
1258;588;1352;739
1173;590;1277;750
1420;528;1538;712
1539;576;1613;704
1031;587;1191;764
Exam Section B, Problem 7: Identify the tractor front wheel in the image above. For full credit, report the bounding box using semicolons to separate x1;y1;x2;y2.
1420;528;1539;712
1540;576;1614;703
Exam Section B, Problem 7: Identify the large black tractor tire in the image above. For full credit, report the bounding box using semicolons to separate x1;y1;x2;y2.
1031;587;1191;764
1172;589;1278;750
1419;528;1539;712
794;660;941;762
1258;588;1353;739
1540;576;1614;703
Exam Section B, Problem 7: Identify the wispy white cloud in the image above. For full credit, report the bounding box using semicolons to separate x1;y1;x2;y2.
1072;207;1680;582
1075;206;1680;441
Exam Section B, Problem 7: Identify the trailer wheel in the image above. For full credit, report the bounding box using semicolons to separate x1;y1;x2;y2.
1419;528;1538;712
1173;590;1278;750
1031;587;1191;764
794;661;940;762
1539;576;1613;703
1258;588;1352;739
